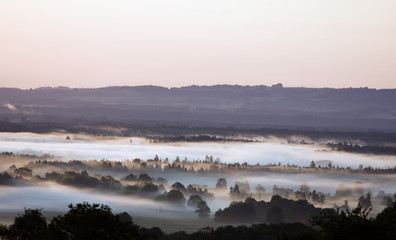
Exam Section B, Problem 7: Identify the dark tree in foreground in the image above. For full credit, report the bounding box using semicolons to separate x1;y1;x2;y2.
139;227;164;240
164;223;319;240
375;202;396;239
0;208;47;240
48;202;140;240
312;202;396;239
2;200;396;240
311;204;374;240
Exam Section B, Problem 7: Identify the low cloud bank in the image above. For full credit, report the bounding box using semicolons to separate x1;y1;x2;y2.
1;133;395;169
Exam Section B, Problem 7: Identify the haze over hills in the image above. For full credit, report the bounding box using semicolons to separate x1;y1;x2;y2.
1;84;395;132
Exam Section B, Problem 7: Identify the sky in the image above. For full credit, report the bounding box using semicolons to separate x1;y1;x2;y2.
0;0;395;89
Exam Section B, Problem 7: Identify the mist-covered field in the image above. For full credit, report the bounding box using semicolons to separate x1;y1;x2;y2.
1;132;395;169
1;132;396;232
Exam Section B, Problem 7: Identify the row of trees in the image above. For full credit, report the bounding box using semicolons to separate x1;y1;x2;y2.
7;154;396;181
215;195;323;224
328;142;396;155
0;203;140;240
4;165;395;214
2;200;396;240
148;135;254;143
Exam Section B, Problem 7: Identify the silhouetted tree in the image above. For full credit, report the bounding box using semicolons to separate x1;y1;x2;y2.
311;190;326;205
166;190;186;203
156;190;186;204
124;184;139;194
138;173;153;182
216;178;227;188
230;184;240;194
47;202;139;240
309;161;316;168
358;193;372;209
13;167;33;177
0;172;16;185
311;204;375;240
0;208;47;240
196;201;211;218
375;201;396;238
171;182;186;191
336;200;351;213
100;175;122;189
139;227;164;240
141;182;159;192
122;173;137;181
187;195;203;208
215;200;256;223
272;185;294;199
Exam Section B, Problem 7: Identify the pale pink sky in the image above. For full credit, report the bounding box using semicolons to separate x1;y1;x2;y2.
0;0;395;89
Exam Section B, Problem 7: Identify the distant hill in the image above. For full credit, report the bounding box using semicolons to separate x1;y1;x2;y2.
1;85;395;132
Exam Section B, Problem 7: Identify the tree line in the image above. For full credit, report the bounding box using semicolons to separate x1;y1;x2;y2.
1;200;396;240
328;142;396;155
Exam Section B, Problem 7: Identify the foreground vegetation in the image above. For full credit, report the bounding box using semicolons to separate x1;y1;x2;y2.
1;201;396;240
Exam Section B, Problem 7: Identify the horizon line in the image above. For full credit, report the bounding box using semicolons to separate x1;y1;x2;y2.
2;83;395;91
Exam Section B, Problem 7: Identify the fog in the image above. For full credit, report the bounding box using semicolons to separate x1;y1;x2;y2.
0;184;160;212
0;183;200;230
1;133;396;169
1;132;396;231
